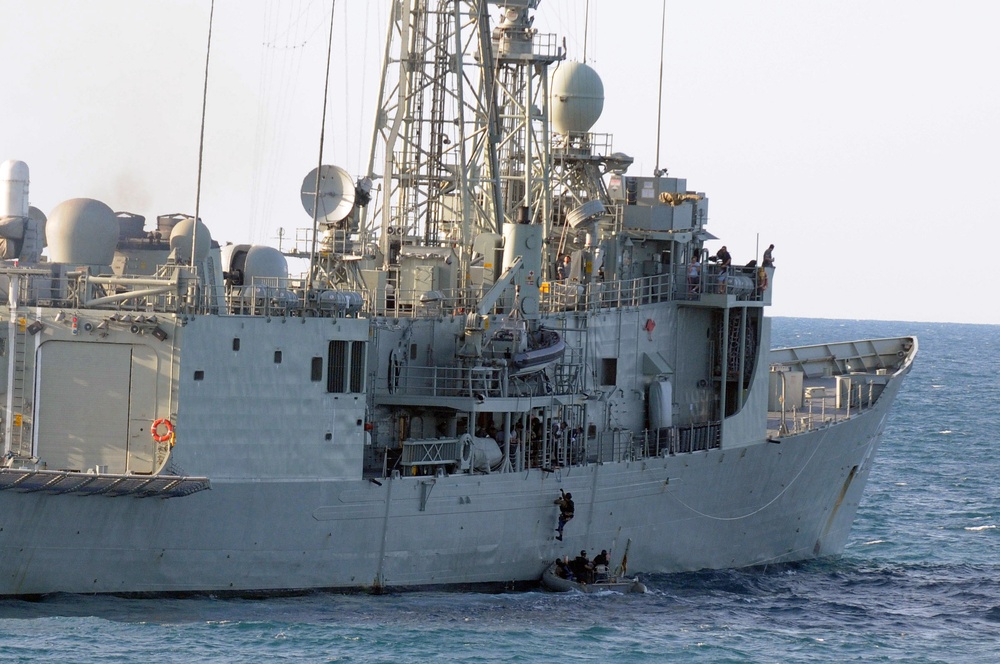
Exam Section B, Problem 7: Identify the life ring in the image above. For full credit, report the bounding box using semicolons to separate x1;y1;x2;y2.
152;418;174;443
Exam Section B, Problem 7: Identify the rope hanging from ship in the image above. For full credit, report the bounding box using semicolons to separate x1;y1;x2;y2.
663;439;824;521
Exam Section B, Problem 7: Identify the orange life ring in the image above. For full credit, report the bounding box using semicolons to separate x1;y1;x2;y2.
152;418;174;443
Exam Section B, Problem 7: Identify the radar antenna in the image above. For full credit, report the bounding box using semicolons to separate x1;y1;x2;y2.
300;165;356;224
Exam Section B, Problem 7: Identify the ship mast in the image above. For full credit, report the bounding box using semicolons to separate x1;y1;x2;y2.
360;0;563;286
492;1;562;234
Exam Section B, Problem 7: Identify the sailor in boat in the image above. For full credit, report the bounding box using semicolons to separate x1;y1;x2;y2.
571;550;593;584
553;558;573;581
592;550;610;582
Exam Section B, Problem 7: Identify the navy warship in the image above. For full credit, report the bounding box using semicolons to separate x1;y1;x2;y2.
0;0;915;595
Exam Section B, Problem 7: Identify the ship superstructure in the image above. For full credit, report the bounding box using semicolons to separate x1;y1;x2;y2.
0;1;914;596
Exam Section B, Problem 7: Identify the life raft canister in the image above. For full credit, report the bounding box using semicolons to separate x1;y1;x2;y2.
152;418;174;444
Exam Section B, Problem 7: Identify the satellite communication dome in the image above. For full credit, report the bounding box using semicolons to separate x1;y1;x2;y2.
550;61;605;135
169;217;213;264
243;245;288;281
47;198;118;266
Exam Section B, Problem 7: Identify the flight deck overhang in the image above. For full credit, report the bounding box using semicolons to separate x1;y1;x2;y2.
0;468;210;498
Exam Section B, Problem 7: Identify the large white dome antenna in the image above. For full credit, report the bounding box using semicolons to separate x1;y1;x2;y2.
47;198;118;267
549;61;605;135
300;165;356;224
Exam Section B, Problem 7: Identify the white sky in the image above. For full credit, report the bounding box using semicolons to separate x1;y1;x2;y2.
2;1;998;324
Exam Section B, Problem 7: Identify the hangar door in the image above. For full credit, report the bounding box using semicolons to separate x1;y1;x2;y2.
34;341;156;474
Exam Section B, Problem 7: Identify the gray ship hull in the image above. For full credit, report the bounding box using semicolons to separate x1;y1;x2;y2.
0;380;898;596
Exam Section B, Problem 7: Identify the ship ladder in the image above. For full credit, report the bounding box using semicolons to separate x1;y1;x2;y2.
552;314;588;394
5;312;34;461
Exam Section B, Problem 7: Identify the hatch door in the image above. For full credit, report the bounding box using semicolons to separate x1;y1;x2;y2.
34;341;132;473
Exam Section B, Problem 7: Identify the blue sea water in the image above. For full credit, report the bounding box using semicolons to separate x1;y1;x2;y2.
2;318;999;662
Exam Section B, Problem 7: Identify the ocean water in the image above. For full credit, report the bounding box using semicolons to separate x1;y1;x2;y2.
2;317;998;662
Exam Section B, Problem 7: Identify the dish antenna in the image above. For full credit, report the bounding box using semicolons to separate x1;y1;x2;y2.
300;165;356;223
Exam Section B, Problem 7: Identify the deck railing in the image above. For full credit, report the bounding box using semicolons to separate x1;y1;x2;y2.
0;259;770;322
360;265;770;320
387;364;509;399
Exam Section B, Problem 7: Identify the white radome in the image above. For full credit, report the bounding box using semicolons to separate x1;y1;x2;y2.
169;216;213;264
550;61;605;135
46;198;118;266
244;245;289;280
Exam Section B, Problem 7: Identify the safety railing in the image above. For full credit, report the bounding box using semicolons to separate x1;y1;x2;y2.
768;374;890;437
387;364;508;399
535;422;722;469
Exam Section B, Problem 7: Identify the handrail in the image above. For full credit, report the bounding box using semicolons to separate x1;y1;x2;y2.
388;364;509;399
2;260;769;319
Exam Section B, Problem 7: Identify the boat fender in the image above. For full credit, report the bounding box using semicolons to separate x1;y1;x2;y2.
152;418;174;444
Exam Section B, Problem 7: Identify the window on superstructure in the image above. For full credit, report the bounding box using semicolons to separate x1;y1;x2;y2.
311;357;323;382
327;340;347;393
350;341;366;392
274;350;282;364
327;340;366;393
233;338;240;351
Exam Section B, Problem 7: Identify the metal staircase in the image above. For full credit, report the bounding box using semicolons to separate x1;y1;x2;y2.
552;313;588;395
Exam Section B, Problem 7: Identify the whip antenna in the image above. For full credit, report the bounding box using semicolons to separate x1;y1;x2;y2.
192;0;216;269
654;0;667;176
307;0;339;292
